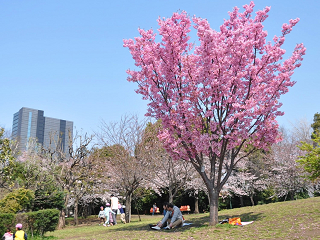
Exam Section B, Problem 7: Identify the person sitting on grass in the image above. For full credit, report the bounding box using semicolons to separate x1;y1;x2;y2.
159;202;169;228
157;203;183;229
13;223;27;240
162;202;168;217
98;206;106;225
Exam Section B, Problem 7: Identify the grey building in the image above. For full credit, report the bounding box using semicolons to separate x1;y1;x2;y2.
12;107;73;154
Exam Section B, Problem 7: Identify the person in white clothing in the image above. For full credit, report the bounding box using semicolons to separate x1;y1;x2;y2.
110;194;119;225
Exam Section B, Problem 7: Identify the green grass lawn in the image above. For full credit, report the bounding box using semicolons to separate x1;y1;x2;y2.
39;197;320;240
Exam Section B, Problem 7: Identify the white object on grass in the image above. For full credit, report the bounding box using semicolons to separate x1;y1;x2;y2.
182;223;193;226
241;221;254;226
151;226;161;230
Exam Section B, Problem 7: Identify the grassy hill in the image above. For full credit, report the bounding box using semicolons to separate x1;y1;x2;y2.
43;197;320;240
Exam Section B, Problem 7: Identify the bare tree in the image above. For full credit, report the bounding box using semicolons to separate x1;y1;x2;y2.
96;115;150;223
142;121;195;203
40;130;95;228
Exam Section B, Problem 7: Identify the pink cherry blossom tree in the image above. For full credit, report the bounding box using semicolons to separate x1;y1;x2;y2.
124;2;305;225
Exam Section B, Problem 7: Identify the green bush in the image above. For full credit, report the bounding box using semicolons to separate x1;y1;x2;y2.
0;213;15;235
0;188;34;213
26;209;59;236
33;189;64;211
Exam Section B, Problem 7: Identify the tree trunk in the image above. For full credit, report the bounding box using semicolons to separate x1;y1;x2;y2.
240;196;244;207
197;169;220;225
194;192;199;214
57;210;65;229
74;197;79;226
125;193;132;223
250;195;255;206
57;194;69;229
290;191;295;200
134;199;141;221
168;190;173;203
208;190;219;226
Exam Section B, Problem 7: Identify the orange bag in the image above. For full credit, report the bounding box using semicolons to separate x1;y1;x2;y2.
228;217;242;226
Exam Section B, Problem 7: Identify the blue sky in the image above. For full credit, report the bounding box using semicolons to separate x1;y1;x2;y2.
1;0;319;135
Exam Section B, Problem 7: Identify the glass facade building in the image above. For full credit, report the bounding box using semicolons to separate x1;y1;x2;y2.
12;107;73;154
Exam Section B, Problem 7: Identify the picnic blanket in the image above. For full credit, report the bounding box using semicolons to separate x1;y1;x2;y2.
149;223;193;230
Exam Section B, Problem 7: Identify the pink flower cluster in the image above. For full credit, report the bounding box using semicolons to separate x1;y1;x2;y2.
124;2;306;161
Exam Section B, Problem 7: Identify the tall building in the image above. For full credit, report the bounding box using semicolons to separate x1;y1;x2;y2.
12;107;73;154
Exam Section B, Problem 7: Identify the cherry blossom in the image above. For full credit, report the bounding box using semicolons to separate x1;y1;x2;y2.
124;2;305;225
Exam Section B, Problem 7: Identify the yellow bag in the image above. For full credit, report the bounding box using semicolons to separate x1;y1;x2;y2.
228;217;242;226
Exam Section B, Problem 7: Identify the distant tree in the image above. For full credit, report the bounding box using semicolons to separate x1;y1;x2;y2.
97;115;150;223
16;138;54;190
40;131;95;228
271;123;312;200
311;113;320;137
32;188;64;212
1;137;64;212
124;3;305;224
184;170;207;213
0;128;16;189
227;152;269;206
0;188;34;213
143;121;194;203
298;132;320;182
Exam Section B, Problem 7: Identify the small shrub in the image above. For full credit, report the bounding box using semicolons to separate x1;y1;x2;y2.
26;209;59;236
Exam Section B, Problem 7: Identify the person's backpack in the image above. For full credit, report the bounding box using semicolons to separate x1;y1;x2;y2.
219;218;229;224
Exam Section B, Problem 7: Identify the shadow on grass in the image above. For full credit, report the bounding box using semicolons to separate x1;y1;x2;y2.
101;211;263;234
28;236;57;240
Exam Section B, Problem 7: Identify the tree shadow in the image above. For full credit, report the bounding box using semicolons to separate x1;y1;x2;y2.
104;211;262;234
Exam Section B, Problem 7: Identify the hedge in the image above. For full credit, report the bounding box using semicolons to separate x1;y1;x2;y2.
26;209;60;236
0;213;15;235
0;209;60;237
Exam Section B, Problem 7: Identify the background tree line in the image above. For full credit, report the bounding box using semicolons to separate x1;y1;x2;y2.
1;113;320;228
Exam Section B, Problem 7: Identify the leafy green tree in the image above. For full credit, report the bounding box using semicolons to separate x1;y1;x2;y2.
311;113;320;136
297;113;320;182
0;128;16;189
0;188;34;213
297;132;320;182
32;188;64;211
